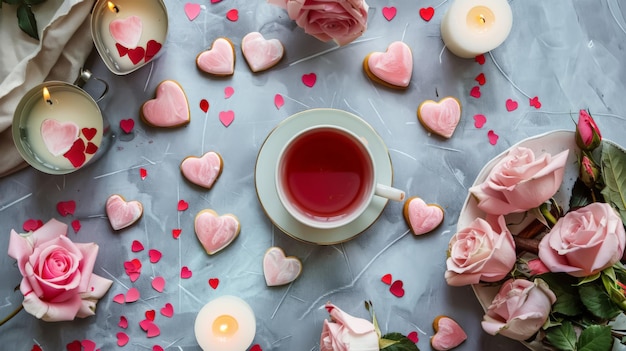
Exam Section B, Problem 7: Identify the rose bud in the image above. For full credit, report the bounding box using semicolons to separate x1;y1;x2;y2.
579;151;600;188
575;109;602;151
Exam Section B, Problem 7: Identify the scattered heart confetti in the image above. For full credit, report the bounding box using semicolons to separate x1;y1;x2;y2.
153;346;164;351
71;219;81;233
226;8;238;21
219;110;235;127
140;168;148;180
302;73;317;87
274;94;284;109
116;332;129;347
63;139;86;168
200;99;210;113
145;40;162;62
382;6;396;21
172;228;182;239
194;209;240;255
116;43;128;57
131;240;144;252
430;316;467;351
250;345;263;351
181;266;193;279
31;345;43;351
381;273;392;285
224;86;234;99
118;316;128;329
403;197;445;235
419;7;434;21
113;294;125;304
149;249;162;263
530;96;542;109
85;142;98;155
211;0;221;3
106;194;143;230
67;340;82;351
23;219;43;232
390;280;405;297
488;130;499;145
126;287;140;303
57;200;76;216
475;73;486;85
475;54;486;65
124;258;142;276
417;97;461;139
140;318;154;331
81;128;97;141
128;46;146;65
81;339;96;351
177;199;189;211
184;3;201;21
209;278;220;289
146;323;160;338
152;276;165;293
263;247;302;286
145;310;156;321
161;303;174;318
505;99;518;111
473;114;487;128
469;86;481;99
120;119;135;134
408;331;419;343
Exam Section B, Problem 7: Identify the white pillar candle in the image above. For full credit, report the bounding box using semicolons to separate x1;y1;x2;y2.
12;82;104;174
194;296;256;351
91;0;168;75
440;0;513;58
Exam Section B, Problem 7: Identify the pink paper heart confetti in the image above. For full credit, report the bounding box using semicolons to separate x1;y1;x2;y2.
408;331;419;343
131;240;144;252
488;130;499;145
152;276;165;293
184;3;201;21
274;94;284;109
219;110;235;127
470;86;481;99
382;6;396;21
473;114;487;128
113;294;125;304
302;73;317;87
120;119;135;134
126;287;140;303
118;315;129;329
177;199;189;211
505;98;518;111
116;333;129;347
530;96;542;109
149;249;162;263
181;266;192;279
226;8;238;21
160;303;174;318
224;86;234;99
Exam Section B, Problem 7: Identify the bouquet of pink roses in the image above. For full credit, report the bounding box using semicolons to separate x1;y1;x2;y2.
446;110;626;350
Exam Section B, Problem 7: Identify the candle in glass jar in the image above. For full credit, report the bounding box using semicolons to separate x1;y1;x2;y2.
440;0;513;58
91;0;168;75
194;296;256;351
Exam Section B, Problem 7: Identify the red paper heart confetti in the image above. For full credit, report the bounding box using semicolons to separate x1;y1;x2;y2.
71;219;81;233
505;98;518;111
226;8;238;21
274;94;284;110
177;199;189;211
181;266;193;279
113;294;125;304
184;3;201;21
116;332;129;347
381;273;392;285
208;278;219;289
66;340;81;351
131;240;144;252
81;339;96;351
200;99;209;113
85;142;98;155
219;110;235;127
126;287;140;303
475;54;486;65
152;276;165;293
120;119;135;134
153;346;164;351
140;167;148;180
382;6;396;21
302;73;317;87
63;139;86;167
116;43;128;57
145;309;156;321
408;331;419;343
488;130;499;145
118;315;129;329
250;345;263;351
57;200;76;216
419;7;434;21
389;280;405;297
160;303;174;318
82;128;97;141
475;73;486;85
128;47;146;65
23;219;43;232
469;86;481;99
172;228;182;239
31;345;42;351
149;249;162;263
224;86;234;99
529;96;542;109
211;0;221;3
145;40;162;62
473;114;487;128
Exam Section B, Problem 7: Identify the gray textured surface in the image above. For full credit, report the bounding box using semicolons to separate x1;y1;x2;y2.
2;0;626;350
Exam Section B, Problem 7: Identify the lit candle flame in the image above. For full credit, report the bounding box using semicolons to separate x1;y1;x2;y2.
107;1;119;13
43;87;52;105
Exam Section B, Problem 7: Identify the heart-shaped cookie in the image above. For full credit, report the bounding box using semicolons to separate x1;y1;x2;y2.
403;197;444;235
363;41;413;89
430;316;467;351
180;151;223;189
40;119;79;156
417;97;462;139
141;80;190;127
106;194;143;231
196;38;236;76
241;32;284;73
194;209;240;255
109;15;143;49
263;247;302;287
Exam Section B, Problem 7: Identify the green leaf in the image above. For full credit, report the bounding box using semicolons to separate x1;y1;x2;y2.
3;0;23;5
24;0;47;5
17;4;39;40
578;273;602;286
380;333;420;351
579;282;623;319
545;321;577;351
570;178;595;210
542;273;585;316
601;143;626;224
577;325;613;351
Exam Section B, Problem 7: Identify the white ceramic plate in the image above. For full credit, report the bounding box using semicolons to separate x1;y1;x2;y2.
255;109;393;245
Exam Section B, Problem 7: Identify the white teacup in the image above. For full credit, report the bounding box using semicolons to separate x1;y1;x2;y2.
275;125;405;229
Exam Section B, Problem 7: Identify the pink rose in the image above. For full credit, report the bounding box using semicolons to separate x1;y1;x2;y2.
575;110;602;151
482;278;556;341
7;219;113;321
320;303;379;351
469;147;569;215
445;215;516;286
538;202;626;277
267;0;369;46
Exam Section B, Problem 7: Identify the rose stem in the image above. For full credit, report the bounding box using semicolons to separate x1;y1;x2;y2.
0;304;23;327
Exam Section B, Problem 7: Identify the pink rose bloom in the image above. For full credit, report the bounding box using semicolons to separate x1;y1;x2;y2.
445;215;516;286
7;219;113;321
469;147;569;216
267;0;369;46
482;278;556;341
538;202;626;277
320;303;379;351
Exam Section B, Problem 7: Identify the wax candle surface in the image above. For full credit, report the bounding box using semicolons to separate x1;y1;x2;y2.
194;295;256;351
440;0;513;58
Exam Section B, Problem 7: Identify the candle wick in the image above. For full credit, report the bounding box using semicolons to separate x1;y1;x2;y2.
479;15;486;24
46;99;53;105
113;5;119;13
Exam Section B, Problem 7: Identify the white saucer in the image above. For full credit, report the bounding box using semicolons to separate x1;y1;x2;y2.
255;109;393;245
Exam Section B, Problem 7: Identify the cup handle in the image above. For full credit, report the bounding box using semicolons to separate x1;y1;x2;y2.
375;184;405;202
74;68;109;102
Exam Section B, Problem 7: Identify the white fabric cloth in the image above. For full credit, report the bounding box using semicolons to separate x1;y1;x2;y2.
0;0;95;177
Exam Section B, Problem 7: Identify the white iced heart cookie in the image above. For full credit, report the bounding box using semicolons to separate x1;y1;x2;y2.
106;194;143;230
241;32;284;73
263;247;302;287
363;41;413;89
417;97;462;139
403;197;444;235
196;38;236;76
141;80;190;128
40;119;79;156
194;209;240;255
180;151;223;189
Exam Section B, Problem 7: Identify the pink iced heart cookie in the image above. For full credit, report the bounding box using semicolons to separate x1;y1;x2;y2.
180;151;223;189
417;97;462;139
363;41;413;89
196;38;235;76
241;32;284;73
106;194;143;230
431;316;467;351
263;247;302;287
194;209;240;255
403;197;444;235
40;119;80;156
141;80;190;127
109;15;143;49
